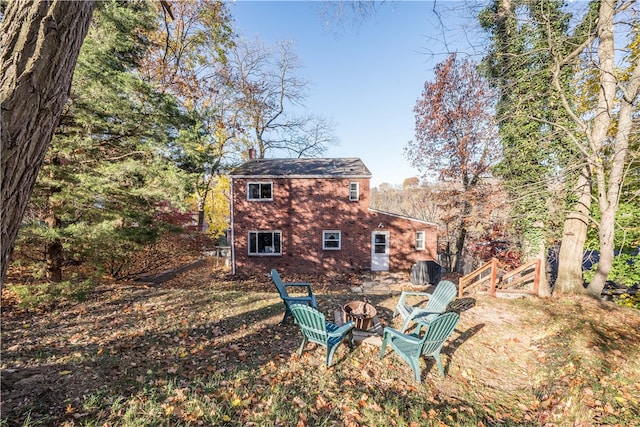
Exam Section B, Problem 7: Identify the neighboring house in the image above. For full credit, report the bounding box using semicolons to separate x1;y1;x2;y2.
228;156;438;275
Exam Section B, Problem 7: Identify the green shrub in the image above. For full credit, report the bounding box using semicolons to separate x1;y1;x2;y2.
617;293;640;310
583;253;640;288
7;278;96;309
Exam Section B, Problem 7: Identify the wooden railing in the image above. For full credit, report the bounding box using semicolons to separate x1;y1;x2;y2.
459;258;541;298
458;258;498;298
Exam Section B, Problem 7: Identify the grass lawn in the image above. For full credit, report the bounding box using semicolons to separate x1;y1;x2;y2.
2;258;640;426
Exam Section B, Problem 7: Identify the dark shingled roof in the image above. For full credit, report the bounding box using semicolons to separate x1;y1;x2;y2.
229;158;372;178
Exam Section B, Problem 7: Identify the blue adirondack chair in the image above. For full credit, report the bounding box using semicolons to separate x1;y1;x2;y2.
393;280;457;332
380;311;460;382
290;304;355;367
271;269;318;325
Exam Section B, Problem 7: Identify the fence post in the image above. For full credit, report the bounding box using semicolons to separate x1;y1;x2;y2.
533;258;541;296
490;257;497;297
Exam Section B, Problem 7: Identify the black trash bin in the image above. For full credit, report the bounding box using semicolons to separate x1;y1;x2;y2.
410;260;442;285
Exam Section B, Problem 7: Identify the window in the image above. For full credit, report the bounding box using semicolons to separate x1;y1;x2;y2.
247;182;272;200
248;231;281;255
323;230;341;250
415;231;426;250
349;182;359;201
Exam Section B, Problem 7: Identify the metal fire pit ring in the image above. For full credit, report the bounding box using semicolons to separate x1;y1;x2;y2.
342;301;377;331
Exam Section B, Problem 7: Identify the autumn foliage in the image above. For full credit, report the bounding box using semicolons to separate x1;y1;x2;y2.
406;54;500;185
405;54;502;272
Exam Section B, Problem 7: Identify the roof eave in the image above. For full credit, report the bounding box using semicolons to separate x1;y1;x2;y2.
229;174;372;179
368;208;439;226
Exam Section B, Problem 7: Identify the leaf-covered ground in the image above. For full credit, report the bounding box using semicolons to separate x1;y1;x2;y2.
2;256;640;426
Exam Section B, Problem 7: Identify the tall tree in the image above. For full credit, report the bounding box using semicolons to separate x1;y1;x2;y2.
481;0;583;294
1;1;96;283
225;38;337;159
405;54;501;273
481;0;640;296
140;0;235;232
20;0;191;282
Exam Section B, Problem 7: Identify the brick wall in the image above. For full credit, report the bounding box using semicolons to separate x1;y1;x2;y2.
231;177;437;275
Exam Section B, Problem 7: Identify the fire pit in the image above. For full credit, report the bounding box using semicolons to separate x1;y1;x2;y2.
342;301;377;331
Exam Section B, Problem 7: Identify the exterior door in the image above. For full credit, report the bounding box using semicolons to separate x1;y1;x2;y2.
371;231;389;271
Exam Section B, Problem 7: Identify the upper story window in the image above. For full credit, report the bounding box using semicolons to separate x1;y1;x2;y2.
248;230;281;255
415;231;426;250
247;182;273;200
323;230;341;250
349;182;359;201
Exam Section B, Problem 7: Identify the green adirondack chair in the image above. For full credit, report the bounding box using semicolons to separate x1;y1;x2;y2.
393;280;457;333
271;269;318;325
380;311;460;382
289;304;355;367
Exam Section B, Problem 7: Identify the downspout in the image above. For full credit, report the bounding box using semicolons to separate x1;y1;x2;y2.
230;177;236;275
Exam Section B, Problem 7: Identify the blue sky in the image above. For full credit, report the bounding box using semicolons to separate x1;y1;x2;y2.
228;1;481;187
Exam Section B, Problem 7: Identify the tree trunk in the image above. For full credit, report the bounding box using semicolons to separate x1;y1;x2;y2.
0;1;96;284
454;227;467;274
586;0;640;296
45;239;64;283
44;198;63;283
555;166;591;295
197;195;206;232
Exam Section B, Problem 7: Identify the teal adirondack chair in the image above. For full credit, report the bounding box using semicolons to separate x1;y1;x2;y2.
380;311;460;382
271;269;318;325
393;280;457;333
290;304;355;367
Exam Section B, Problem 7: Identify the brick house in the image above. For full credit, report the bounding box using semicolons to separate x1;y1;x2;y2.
229;157;438;275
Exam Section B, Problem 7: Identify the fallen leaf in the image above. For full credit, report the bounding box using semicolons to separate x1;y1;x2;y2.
293;396;306;408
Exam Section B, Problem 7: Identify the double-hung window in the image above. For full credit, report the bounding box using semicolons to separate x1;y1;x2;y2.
248;231;281;255
349;182;359;201
247;182;273;200
415;231;426;250
323;230;341;250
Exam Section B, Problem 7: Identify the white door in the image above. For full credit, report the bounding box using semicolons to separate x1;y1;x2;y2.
371;231;389;271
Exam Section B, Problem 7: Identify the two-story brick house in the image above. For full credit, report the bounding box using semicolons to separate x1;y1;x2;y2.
229;157;438;275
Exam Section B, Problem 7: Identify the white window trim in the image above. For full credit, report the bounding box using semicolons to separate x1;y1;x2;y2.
322;230;342;250
247;181;273;201
415;231;426;250
248;230;282;256
349;182;359;201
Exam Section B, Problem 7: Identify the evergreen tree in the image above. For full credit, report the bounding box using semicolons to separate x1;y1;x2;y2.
0;1;96;283
18;0;191;282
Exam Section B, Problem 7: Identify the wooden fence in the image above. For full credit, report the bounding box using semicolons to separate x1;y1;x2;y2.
458;258;541;298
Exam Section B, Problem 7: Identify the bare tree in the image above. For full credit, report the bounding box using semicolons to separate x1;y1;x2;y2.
1;1;96;283
225;38;336;159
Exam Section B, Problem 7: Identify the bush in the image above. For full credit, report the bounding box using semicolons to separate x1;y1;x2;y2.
583;253;640;288
618;293;640;310
6;277;96;309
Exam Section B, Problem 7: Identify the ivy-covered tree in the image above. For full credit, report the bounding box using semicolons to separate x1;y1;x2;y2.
18;0;191;282
405;54;501;273
480;0;583;294
481;0;639;296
